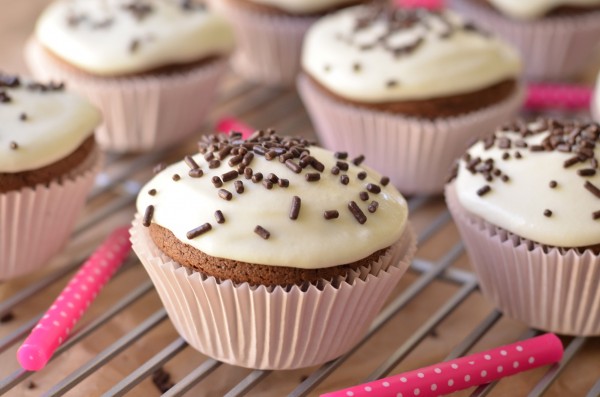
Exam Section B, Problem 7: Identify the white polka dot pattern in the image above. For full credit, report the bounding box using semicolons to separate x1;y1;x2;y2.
321;334;564;397
16;227;131;371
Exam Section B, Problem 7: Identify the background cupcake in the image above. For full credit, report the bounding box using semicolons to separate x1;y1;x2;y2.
131;130;416;369
208;0;367;86
298;4;523;195
0;72;101;279
446;118;600;336
449;0;600;81
26;0;234;152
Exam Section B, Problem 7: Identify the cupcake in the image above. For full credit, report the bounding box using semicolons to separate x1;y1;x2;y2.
593;71;600;122
446;118;600;336
25;0;234;152
298;5;523;195
130;130;416;369
0;72;102;280
449;0;600;81
207;0;367;85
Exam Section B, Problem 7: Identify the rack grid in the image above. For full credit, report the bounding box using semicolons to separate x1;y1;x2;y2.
0;76;598;397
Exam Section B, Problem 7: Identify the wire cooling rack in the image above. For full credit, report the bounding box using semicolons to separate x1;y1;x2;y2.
0;74;598;397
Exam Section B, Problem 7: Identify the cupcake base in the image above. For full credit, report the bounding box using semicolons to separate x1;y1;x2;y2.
131;216;416;369
297;73;524;195
446;184;600;336
0;145;102;280
449;0;600;81
208;0;315;86
25;40;228;153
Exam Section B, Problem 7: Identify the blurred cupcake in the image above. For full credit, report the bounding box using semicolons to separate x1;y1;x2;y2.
207;0;367;85
593;71;600;121
449;0;600;81
130;130;416;369
0;72;101;280
446;118;600;336
26;0;234;152
298;5;523;195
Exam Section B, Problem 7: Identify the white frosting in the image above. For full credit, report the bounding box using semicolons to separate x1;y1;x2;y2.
0;80;101;173
136;143;409;269
248;0;359;14
486;0;600;19
35;0;235;76
302;6;521;102
454;121;600;247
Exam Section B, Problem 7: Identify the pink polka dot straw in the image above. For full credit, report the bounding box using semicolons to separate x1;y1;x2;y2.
216;117;254;140
17;226;131;371
320;333;563;397
525;84;593;111
395;0;445;9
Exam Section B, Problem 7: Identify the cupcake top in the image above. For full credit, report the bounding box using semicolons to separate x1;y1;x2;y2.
35;0;235;76
246;0;361;14
136;131;409;268
301;5;521;102
450;118;600;248
486;0;600;19
0;72;101;173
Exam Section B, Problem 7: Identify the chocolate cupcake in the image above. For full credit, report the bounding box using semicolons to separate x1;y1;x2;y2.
131;130;416;369
446;118;600;335
0;72;101;279
298;4;523;194
449;0;600;80
25;0;234;152
207;0;367;85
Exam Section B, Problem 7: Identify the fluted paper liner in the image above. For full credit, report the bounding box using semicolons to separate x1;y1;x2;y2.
0;147;102;280
25;39;227;152
208;0;314;86
298;74;524;195
445;184;600;336
450;0;600;81
131;217;416;369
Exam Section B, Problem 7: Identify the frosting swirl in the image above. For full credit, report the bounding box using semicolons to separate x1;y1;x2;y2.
0;72;100;173
486;0;600;19
302;5;521;102
136;131;409;268
450;118;600;247
35;0;235;76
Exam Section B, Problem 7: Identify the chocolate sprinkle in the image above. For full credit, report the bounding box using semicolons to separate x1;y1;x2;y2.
544;209;552;217
208;159;221;169
19;113;27;121
334;152;348;159
148;189;157;196
336;161;349;171
9;141;18;150
244;167;253;179
352;155;365;166
211;176;223;188
348;201;367;224
262;180;273;189
187;223;212;239
305;173;320;182
218;189;232;201
252;172;263;183
340;175;349;185
234;180;244;194
221;170;238;182
324;210;339;220
214;210;225;224
184;155;199;170
278;179;289;188
366;183;381;194
331;166;340;175
584;181;600;199
593;210;600;220
577;168;596;177
477;185;491;196
188;168;203;178
142;205;154;227
549;180;558;188
368;201;379;213
172;174;180;181
285;159;302;174
357;171;367;180
380;176;390;186
289;196;301;220
359;191;369;201
254;225;270;240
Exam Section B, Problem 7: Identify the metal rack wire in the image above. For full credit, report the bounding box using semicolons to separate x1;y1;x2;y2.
0;75;598;397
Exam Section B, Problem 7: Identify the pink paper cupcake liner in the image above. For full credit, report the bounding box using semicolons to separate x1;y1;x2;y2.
130;216;416;369
445;184;600;336
297;74;524;195
449;0;600;81
24;40;228;153
0;147;102;280
208;0;315;86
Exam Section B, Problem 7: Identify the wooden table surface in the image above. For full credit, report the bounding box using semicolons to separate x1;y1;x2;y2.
0;2;599;397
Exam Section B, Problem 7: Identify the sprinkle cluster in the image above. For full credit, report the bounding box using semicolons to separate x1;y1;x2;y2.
142;130;392;241
65;0;206;55
450;119;600;220
1;71;65;151
327;6;490;89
